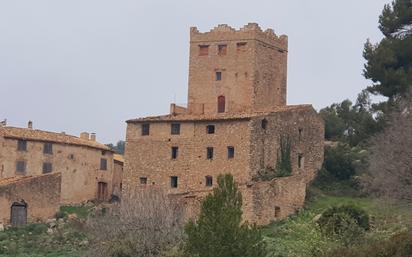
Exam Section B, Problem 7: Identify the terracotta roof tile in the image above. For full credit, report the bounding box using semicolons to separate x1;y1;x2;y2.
0;173;61;187
126;104;314;123
0;127;111;151
113;154;124;163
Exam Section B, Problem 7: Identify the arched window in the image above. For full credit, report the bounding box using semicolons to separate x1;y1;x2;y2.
217;95;225;113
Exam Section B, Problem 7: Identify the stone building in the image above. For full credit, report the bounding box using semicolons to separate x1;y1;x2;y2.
0;123;123;224
123;23;324;225
0;173;61;226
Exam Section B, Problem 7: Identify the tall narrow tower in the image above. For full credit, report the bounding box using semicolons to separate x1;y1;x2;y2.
187;23;288;115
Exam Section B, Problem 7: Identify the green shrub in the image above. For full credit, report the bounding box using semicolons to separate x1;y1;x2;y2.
317;205;369;245
324;229;412;257
184;174;267;257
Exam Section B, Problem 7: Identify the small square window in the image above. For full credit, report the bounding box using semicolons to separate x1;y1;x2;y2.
42;162;52;174
170;176;178;188
205;176;213;187
199;45;209;56
207;147;214;160
171;147;179;159
227;146;235;159
206;125;215;134
17;140;27;151
218;44;227;55
216;72;222;81
142;123;150;136
171;123;181;135
237;42;247;52
140;177;147;185
100;158;108;170
43;142;53;154
16;161;26;174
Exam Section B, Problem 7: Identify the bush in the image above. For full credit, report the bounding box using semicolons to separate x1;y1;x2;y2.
324;229;412;257
184;174;266;257
317;205;369;245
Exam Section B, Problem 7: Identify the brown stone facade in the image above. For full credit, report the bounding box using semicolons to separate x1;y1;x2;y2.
0;173;61;225
0;126;122;205
124;23;324;225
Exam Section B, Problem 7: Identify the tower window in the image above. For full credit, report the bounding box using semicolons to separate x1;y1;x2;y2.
42;162;52;174
199;45;209;56
207;147;214;160
171;147;179;159
206;125;215;134
298;128;303;140
227;146;235;159
261;119;268;129
43;142;53;154
171;123;181;135
298;154;304;169
237;42;247;52
17;140;27;151
170;176;178;188
216;72;222;81
140;177;147;185
217;95;226;113
142;123;150;136
218;44;227;55
205;176;213;187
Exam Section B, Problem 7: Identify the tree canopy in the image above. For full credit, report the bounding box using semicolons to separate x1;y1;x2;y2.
363;0;412;101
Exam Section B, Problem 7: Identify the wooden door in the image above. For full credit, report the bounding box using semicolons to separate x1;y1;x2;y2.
11;201;27;227
97;182;108;201
218;95;225;113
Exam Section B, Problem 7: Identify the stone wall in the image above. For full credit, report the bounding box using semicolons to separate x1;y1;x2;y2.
124;119;252;195
0;173;61;225
249;106;325;183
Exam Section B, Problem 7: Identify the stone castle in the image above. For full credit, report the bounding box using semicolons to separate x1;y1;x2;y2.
123;23;324;224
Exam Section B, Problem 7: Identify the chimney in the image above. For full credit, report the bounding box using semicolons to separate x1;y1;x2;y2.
90;133;96;141
28;121;33;129
0;119;6;127
80;132;89;140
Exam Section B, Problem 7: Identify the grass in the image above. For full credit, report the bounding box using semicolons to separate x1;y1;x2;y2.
261;187;412;257
0;206;91;257
57;205;92;220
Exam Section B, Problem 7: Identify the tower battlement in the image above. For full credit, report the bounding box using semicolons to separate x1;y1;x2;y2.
188;23;288;115
190;23;288;51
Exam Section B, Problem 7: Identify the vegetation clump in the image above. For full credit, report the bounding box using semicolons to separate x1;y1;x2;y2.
317;205;369;245
184;174;267;257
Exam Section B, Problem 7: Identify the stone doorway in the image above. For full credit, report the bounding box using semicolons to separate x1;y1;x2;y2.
11;200;27;227
97;182;108;201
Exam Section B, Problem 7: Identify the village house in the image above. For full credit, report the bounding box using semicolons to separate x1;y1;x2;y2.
0;122;123;225
123;23;324;225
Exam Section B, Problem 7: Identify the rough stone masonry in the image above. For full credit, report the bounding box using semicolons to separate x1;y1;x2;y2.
123;23;324;225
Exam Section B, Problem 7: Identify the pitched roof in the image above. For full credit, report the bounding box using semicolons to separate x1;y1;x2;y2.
126;104;314;123
113;154;124;163
0;126;111;151
0;173;61;187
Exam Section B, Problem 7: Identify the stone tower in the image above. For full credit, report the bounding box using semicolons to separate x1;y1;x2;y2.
187;23;288;115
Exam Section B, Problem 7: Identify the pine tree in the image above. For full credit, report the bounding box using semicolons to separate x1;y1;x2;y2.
363;0;412;102
184;174;266;257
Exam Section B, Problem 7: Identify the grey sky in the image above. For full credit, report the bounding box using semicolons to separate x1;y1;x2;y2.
0;0;389;144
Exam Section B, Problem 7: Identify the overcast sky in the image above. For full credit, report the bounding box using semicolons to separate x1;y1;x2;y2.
0;0;389;144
